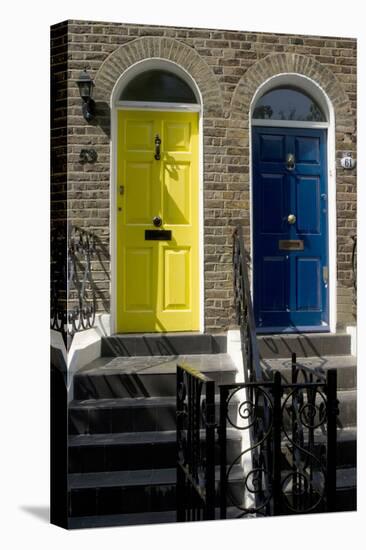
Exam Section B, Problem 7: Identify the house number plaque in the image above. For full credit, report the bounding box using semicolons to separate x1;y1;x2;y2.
279;240;304;251
340;153;356;170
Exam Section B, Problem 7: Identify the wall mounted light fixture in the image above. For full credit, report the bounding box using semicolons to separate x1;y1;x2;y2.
76;69;95;122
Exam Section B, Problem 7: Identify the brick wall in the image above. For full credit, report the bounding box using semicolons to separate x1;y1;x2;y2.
51;21;68;226
51;22;69;312
53;20;357;331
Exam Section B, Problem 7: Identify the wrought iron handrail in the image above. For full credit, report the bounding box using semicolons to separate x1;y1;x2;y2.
352;234;357;306
51;223;98;348
232;225;262;384
176;364;215;522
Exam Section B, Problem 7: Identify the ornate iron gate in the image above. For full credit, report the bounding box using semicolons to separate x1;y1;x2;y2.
219;363;338;517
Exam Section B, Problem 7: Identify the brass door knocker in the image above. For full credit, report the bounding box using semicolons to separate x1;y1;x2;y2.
154;134;161;160
286;153;295;170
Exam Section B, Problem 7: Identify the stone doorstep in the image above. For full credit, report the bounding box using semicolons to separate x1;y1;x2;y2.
76;353;237;376
257;333;352;359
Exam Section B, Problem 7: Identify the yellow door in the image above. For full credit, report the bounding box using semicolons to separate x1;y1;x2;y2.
116;110;199;333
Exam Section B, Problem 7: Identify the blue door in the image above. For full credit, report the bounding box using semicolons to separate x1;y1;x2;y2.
252;127;329;331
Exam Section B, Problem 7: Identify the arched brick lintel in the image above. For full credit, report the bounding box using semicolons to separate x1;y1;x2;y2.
94;36;224;115
231;53;354;130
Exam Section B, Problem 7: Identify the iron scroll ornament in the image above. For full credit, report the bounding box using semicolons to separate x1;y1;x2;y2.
51;225;99;348
223;385;274;516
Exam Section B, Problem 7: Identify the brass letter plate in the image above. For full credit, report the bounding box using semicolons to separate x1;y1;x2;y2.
278;239;304;251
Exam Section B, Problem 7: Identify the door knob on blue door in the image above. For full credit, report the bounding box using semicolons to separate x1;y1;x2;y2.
287;214;296;224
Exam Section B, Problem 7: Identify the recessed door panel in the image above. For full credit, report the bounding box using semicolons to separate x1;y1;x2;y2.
163;248;190;310
125;248;154;311
165;122;191;152
260;134;285;162
296;176;320;234
163;162;190;225
125;162;153;224
261;174;286;234
125;120;154;151
262;257;287;311
296;257;321;311
253;126;328;330
117;110;199;332
295;136;320;164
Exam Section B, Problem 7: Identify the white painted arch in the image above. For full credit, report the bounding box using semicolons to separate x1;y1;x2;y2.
109;58;205;334
249;73;337;333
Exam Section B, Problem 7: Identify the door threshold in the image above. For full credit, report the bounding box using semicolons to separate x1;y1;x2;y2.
256;325;330;335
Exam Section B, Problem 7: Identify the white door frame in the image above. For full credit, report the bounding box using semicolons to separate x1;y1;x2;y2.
249;73;337;333
109;59;204;334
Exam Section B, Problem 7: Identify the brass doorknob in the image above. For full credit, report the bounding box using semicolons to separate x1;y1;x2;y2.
287;214;296;224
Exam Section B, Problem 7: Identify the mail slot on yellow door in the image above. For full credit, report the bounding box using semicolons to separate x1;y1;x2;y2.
278;240;304;251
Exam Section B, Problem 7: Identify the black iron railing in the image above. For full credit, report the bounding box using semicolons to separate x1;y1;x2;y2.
176;364;216;522
219;364;338;517
232;226;262;386
51;224;98;348
352;234;357;306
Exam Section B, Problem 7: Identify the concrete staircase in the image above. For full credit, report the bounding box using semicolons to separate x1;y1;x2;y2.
67;333;238;529
258;332;357;512
67;331;356;528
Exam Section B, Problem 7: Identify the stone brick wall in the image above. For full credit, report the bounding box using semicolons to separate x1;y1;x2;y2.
53;19;357;331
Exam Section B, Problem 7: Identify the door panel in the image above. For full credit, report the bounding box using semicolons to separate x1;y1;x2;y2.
260;134;285;162
163;247;190;310
125;162;153;224
261;174;286;233
296;257;321;311
296;176;320;234
125;248;154;311
117;110;199;333
295;136;320;164
253;127;328;330
163;161;191;225
262;257;287;311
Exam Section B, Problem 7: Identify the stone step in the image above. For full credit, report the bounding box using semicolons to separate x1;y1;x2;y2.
334;467;357;512
68;465;243;517
261;355;356;390
68;465;356;518
280;427;356;469
336;390;357;429
73;354;237;400
68;509;177;529
274;389;356;431
68;429;242;473
67;506;248;529
257;333;351;359
276;467;356;514
101;333;227;357
70;388;356;437
69;393;239;435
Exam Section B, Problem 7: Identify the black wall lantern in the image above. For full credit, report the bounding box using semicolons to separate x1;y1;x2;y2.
76;69;95;122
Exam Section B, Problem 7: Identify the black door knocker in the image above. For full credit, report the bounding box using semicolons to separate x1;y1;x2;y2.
154;134;161;160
